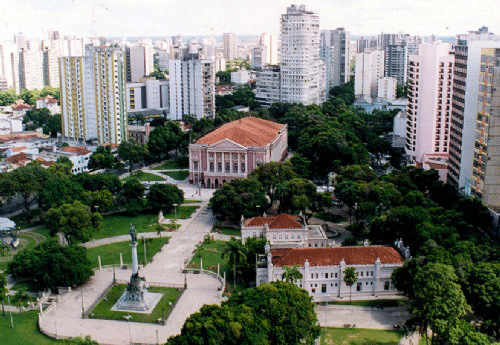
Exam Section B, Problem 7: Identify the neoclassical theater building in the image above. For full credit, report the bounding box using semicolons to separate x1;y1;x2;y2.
188;116;288;188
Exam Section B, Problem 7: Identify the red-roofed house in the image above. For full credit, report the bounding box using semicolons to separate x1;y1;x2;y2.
241;214;327;248
256;244;404;301
188;116;288;188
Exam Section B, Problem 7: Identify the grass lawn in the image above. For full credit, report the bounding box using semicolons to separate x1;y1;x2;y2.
161;170;189;180
0;311;62;345
320;327;404;345
163;205;199;219
212;226;241;237
152;160;188;170
188;240;228;273
124;171;164;182
86;237;170;268
89;284;183;323
183;199;202;204
96;213;159;240
31;228;53;240
326;299;405;308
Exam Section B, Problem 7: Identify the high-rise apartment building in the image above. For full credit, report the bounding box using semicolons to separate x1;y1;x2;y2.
354;49;384;101
251;45;267;69
405;42;454;164
43;47;61;88
0;42;18;91
169;52;215;120
259;33;278;65
471;48;500;207
279;4;325;105
385;43;408;85
320;28;351;93
448;27;500;193
357;37;378;53
60;45;127;145
223;32;237;61
19;49;44;91
255;66;281;107
378;32;408;50
126;43;154;83
377;77;397;102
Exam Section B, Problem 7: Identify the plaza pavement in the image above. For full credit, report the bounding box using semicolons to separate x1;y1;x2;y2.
39;202;223;345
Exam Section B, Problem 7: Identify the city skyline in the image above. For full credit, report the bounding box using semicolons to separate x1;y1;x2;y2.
2;0;500;41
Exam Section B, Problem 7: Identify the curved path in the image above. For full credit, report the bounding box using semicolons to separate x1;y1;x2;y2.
39;203;222;345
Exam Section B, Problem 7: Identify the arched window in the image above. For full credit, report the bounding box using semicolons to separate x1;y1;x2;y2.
241;163;245;173
217;162;222;172
225;162;230;172
210;162;214;172
233;162;238;172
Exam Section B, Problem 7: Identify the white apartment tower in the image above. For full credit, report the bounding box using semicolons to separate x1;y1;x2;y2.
405;42;455;164
223;32;237;61
320;28;351;93
60;45;127;145
259;33;278;65
354;49;384;101
279;4;325;105
385;43;408;85
169;53;215;120
19;48;44;91
377;77;397;102
126;43;154;83
447;27;500;193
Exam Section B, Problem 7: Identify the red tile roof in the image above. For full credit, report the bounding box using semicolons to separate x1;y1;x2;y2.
5;152;27;164
11;146;27;153
245;214;302;229
60;146;91;155
195;116;286;147
271;246;403;267
12;104;32;111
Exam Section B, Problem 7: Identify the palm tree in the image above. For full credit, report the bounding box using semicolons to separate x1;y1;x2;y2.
282;265;303;284
222;237;247;290
343;267;358;302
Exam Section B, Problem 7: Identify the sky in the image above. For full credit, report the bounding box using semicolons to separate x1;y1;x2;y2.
2;0;499;41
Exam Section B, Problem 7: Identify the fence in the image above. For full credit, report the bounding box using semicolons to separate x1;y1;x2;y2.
115;279;185;290
183;267;225;295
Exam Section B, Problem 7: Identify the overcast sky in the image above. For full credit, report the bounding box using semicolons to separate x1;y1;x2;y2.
1;0;499;41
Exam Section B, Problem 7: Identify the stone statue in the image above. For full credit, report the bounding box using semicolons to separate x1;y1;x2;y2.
129;224;137;243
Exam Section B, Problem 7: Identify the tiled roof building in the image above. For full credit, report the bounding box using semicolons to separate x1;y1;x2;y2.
256;244;404;301
188;116;288;188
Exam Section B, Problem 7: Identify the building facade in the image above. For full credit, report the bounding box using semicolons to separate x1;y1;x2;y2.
126;45;154;83
169;53;215;120
354;49;385;102
256;245;404;301
405;42;454;166
377;77;397;102
241;214;327;249
471;48;500;208
59;45;127;145
255;65;281;107
223;32;237;61
126;78;168;113
448;27;500;193
188;116;287;188
279;4;325;105
320;28;351;93
385;43;408;85
19;49;44;91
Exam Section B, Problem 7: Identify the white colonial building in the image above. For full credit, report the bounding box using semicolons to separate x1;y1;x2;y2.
256;244;404;301
241;214;327;249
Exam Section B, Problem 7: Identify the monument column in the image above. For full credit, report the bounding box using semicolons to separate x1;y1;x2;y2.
131;240;139;274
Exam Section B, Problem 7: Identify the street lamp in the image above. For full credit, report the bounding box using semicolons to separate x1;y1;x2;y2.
173;203;178;224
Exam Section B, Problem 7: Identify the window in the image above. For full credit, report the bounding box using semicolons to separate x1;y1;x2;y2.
315;273;318;279
241;163;245;172
325;273;328;278
321;284;327;293
210;162;214;172
193;161;198;170
384;281;390;290
361;272;364;277
311;274;314;279
356;282;362;291
225;162;230;172
217;162;222;172
233;162;238;172
335;273;338;278
311;288;316;293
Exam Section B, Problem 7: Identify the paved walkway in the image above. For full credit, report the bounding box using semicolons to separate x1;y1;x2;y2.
315;304;409;329
39;203;222;345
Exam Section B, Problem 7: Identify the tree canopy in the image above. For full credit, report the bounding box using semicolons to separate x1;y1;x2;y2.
8;240;93;290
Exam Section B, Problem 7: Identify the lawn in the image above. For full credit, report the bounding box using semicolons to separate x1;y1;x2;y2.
89;284;183;323
163;205;199;219
95;212;159;239
161;170;189;180
31;228;53;240
86;237;170;268
152;159;188;170
320;327;404;345
124;171;164;182
0;311;62;345
212;226;241;237
183;199;202;204
188;240;229;273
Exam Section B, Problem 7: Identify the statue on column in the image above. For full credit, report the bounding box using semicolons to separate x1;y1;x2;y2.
129;224;137;243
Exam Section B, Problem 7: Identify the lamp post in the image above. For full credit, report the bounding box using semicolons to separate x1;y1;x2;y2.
173;203;178;224
81;288;85;318
95;205;99;214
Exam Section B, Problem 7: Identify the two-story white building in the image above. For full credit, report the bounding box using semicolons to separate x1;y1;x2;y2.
256;244;404;302
241;214;328;249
